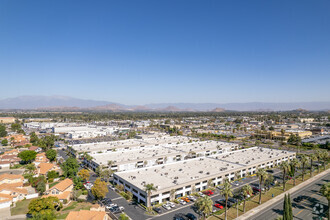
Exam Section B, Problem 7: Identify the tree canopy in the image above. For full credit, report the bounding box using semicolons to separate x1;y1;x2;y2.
61;157;79;178
18;150;37;163
0;124;7;137
46;149;57;161
28;196;62;218
78;169;90;182
91;178;108;200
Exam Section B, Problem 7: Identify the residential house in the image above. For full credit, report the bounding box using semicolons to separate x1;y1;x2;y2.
65;210;111;220
29;146;42;153
43;178;73;203
34;152;49;166
37;163;60;176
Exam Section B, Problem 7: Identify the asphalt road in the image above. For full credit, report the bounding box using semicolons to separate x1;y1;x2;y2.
250;173;330;220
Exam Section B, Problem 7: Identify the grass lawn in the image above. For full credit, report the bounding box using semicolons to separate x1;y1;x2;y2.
208;165;329;220
49;181;59;188
11;199;33;216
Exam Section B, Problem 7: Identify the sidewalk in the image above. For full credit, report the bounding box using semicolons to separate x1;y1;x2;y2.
236;168;330;220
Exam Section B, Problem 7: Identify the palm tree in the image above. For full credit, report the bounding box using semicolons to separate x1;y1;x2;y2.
240;184;252;213
321;150;329;171
280;161;291;191
144;183;157;208
309;154;317;177
281;129;285;144
315;150;322;173
300;155;309;181
25;163;36;174
194;196;213;220
320;183;330;219
264;174;274;191
220;179;233;220
256;169;268;204
290;158;300;186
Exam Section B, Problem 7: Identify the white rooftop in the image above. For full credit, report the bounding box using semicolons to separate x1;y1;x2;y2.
115;147;295;192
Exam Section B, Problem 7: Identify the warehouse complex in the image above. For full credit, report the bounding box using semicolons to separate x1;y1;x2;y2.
113;147;296;206
85;139;239;171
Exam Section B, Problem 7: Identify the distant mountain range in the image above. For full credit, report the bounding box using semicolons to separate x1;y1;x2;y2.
0;96;329;112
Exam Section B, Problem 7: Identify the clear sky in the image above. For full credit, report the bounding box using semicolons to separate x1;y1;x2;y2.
0;0;329;105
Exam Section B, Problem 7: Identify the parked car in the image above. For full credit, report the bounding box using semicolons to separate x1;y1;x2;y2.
293;195;307;203
186;213;197;220
202;190;214;196
216;199;232;208
187;195;196;201
153;207;162;214
232;181;240;186
252;186;264;192
214;203;224;209
174;213;188;220
266;169;274;173
167;201;176;208
162;204;171;210
180;200;187;205
228;198;237;204
182;197;190;203
198;192;205;197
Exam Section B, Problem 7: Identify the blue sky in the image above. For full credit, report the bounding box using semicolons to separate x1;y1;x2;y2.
0;0;329;105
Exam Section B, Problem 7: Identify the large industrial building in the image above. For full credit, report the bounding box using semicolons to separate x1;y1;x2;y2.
83;139;239;171
113;147;296;206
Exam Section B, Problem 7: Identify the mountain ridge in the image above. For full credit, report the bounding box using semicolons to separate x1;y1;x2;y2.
0;96;329;111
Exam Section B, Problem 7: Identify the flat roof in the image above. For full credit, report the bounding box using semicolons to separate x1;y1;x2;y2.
90;140;238;165
115;147;295;192
70;136;196;152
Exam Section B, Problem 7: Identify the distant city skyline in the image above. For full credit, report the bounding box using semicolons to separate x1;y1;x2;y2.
1;0;330;105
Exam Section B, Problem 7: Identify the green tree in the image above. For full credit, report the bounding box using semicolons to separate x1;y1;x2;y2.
47;171;59;180
220;179;233;220
264;174;274;191
309;154;317;177
144;183;157;207
31;211;56;220
25;163;36;174
315;150;322;173
300;155;309;181
1;139;8;146
280;161;291;191
194;196;213;220
91;178;108;200
321;150;329;170
320;183;330;219
240;184;252;213
61;157;79;178
28;197;62;217
11;123;21;132
46;149;57;162
290;158;300;186
38;135;55;151
288;193;292;220
118;213;129;220
36;181;46;194
78;169;90;182
283;194;289;220
256;169;268;204
18;150;37;163
0;124;7;137
30;132;39;145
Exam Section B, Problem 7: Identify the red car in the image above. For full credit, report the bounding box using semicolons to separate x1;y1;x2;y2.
214;203;223;209
202;190;214;196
